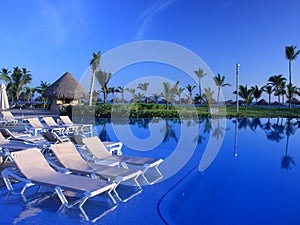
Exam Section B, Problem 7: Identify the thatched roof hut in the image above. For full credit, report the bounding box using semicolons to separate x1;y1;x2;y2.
44;72;87;99
44;72;87;111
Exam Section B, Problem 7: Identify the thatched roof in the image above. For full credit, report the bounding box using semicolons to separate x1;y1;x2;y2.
43;72;87;99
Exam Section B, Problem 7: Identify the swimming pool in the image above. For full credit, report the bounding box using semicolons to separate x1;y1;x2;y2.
1;118;300;224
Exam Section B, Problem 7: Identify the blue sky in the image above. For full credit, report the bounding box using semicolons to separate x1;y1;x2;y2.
1;0;300;101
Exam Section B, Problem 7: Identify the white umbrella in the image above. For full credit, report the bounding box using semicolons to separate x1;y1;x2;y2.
0;83;9;110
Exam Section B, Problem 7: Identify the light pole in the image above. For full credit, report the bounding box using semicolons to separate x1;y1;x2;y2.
236;63;240;112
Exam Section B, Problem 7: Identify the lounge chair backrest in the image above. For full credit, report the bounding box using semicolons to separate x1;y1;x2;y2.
82;136;112;159
27;118;44;128
60;116;73;125
0;128;13;139
52;142;89;169
11;148;56;179
1;111;14;119
43;117;58;127
0;132;9;144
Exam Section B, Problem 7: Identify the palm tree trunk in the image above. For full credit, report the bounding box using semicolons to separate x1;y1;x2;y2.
88;71;96;106
289;60;292;86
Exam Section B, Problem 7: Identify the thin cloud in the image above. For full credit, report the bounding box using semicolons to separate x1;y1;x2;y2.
136;0;177;40
37;0;66;45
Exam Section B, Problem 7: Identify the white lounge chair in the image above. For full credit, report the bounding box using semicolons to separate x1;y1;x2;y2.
82;136;163;184
43;116;78;134
0;111;18;126
59;116;93;136
26;118;64;136
1;148;118;211
51;142;143;202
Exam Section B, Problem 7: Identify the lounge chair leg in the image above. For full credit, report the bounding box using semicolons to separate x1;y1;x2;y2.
55;186;70;208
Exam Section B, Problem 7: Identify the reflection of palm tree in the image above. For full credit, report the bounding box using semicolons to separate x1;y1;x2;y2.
249;118;262;131
212;120;225;139
281;119;297;170
266;123;285;142
193;118;206;144
162;120;178;143
237;118;250;130
99;123;111;141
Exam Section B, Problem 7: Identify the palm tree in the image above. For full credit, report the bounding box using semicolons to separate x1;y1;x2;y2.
213;74;231;103
0;68;11;86
161;81;180;110
4;67;32;105
251;85;262;104
268;74;287;103
133;93;145;103
95;70;111;103
118;86;125;103
238;85;253;110
21;87;36;105
137;82;150;102
107;87;120;102
126;88;136;103
185;84;196;104
89;51;101;106
175;87;185;104
152;93;161;103
194;68;207;99
36;81;51;108
285;45;300;86
203;88;214;109
262;85;274;104
286;84;299;109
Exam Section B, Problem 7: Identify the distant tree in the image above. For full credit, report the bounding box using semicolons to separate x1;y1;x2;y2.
213;73;231;103
238;85;253;110
251;85;262;104
268;74;287;103
89;51;101;106
36;81;51;108
285;45;300;86
137;82;150;102
286;84;299;109
194;68;207;99
107;87;120;102
175;86;185;104
118;86;125;103
95;70;112;103
0;68;11;86
262;85;274;104
186;84;196;104
125;88;136;103
161;81;180;110
152;93;161;103
133;93;145;103
2;67;32;104
203;88;214;109
21;87;36;105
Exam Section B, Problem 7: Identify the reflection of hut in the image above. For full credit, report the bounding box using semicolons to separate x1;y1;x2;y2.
43;72;87;111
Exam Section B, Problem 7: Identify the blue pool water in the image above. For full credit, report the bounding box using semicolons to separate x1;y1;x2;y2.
1;118;300;224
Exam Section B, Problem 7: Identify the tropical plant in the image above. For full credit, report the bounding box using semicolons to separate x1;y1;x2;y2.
238;85;253;110
286;84;299;108
251;85;262;104
107;87;120;102
1;67;32;104
285;45;300;86
137;82;150;102
126;88;136;103
203;88;214;109
36;81;51;108
175;86;185;104
0;68;11;86
118;86;125;103
161;81;180;110
88;51;101;106
213;74;231;103
21;87;36;104
268;74;287;103
133;93;145;103
95;70;112;103
262;85;274;104
185;84;196;104
194;68;207;99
